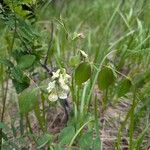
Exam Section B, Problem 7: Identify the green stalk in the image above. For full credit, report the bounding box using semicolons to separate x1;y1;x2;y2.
103;88;108;110
0;78;8;150
26;114;33;134
74;102;78;132
25;115;37;144
41;94;46;130
129;88;136;150
70;73;76;103
116;107;131;150
94;95;102;150
34;102;45;132
19;115;24;136
77;86;80;110
117;93;139;150
68;119;94;150
80;83;88;119
94;95;99;137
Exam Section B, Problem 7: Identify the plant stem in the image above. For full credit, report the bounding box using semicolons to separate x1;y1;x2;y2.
25;115;37;144
77;86;80;110
94;94;100;137
117;92;138;150
129;88;136;150
34;102;45;132
26;114;33;134
0;79;9;150
103;88;108;110
41;94;46;130
68;119;94;150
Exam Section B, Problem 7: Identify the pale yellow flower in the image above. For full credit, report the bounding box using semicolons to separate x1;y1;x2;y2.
47;68;70;102
47;81;56;93
52;69;60;80
79;50;88;58
48;89;58;102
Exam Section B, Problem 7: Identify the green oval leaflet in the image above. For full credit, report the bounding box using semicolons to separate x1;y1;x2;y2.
75;62;92;86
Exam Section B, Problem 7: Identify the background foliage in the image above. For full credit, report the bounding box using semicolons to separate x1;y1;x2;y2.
0;0;150;149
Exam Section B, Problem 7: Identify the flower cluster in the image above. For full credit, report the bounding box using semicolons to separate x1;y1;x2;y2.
47;68;71;102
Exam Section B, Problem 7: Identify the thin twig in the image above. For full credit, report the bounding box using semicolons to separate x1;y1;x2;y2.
60;99;70;122
39;61;53;76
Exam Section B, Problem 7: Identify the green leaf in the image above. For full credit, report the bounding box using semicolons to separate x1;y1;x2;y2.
37;133;52;149
59;126;75;145
34;102;45;131
18;87;39;115
17;54;36;70
12;50;27;62
75;62;91;86
79;131;93;149
11;67;30;93
117;78;132;97
11;67;25;83
12;78;30;94
97;66;116;90
92;137;101;150
0;59;14;67
53;145;63;150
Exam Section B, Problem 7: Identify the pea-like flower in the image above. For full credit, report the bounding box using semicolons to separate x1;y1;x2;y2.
79;50;88;58
47;68;71;102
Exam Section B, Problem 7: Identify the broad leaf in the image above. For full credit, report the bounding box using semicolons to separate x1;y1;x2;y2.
18;87;39;115
59;126;75;145
97;66;116;90
11;67;26;83
79;131;93;149
117;78;132;97
75;62;91;86
12;78;30;94
17;54;36;70
11;67;30;93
